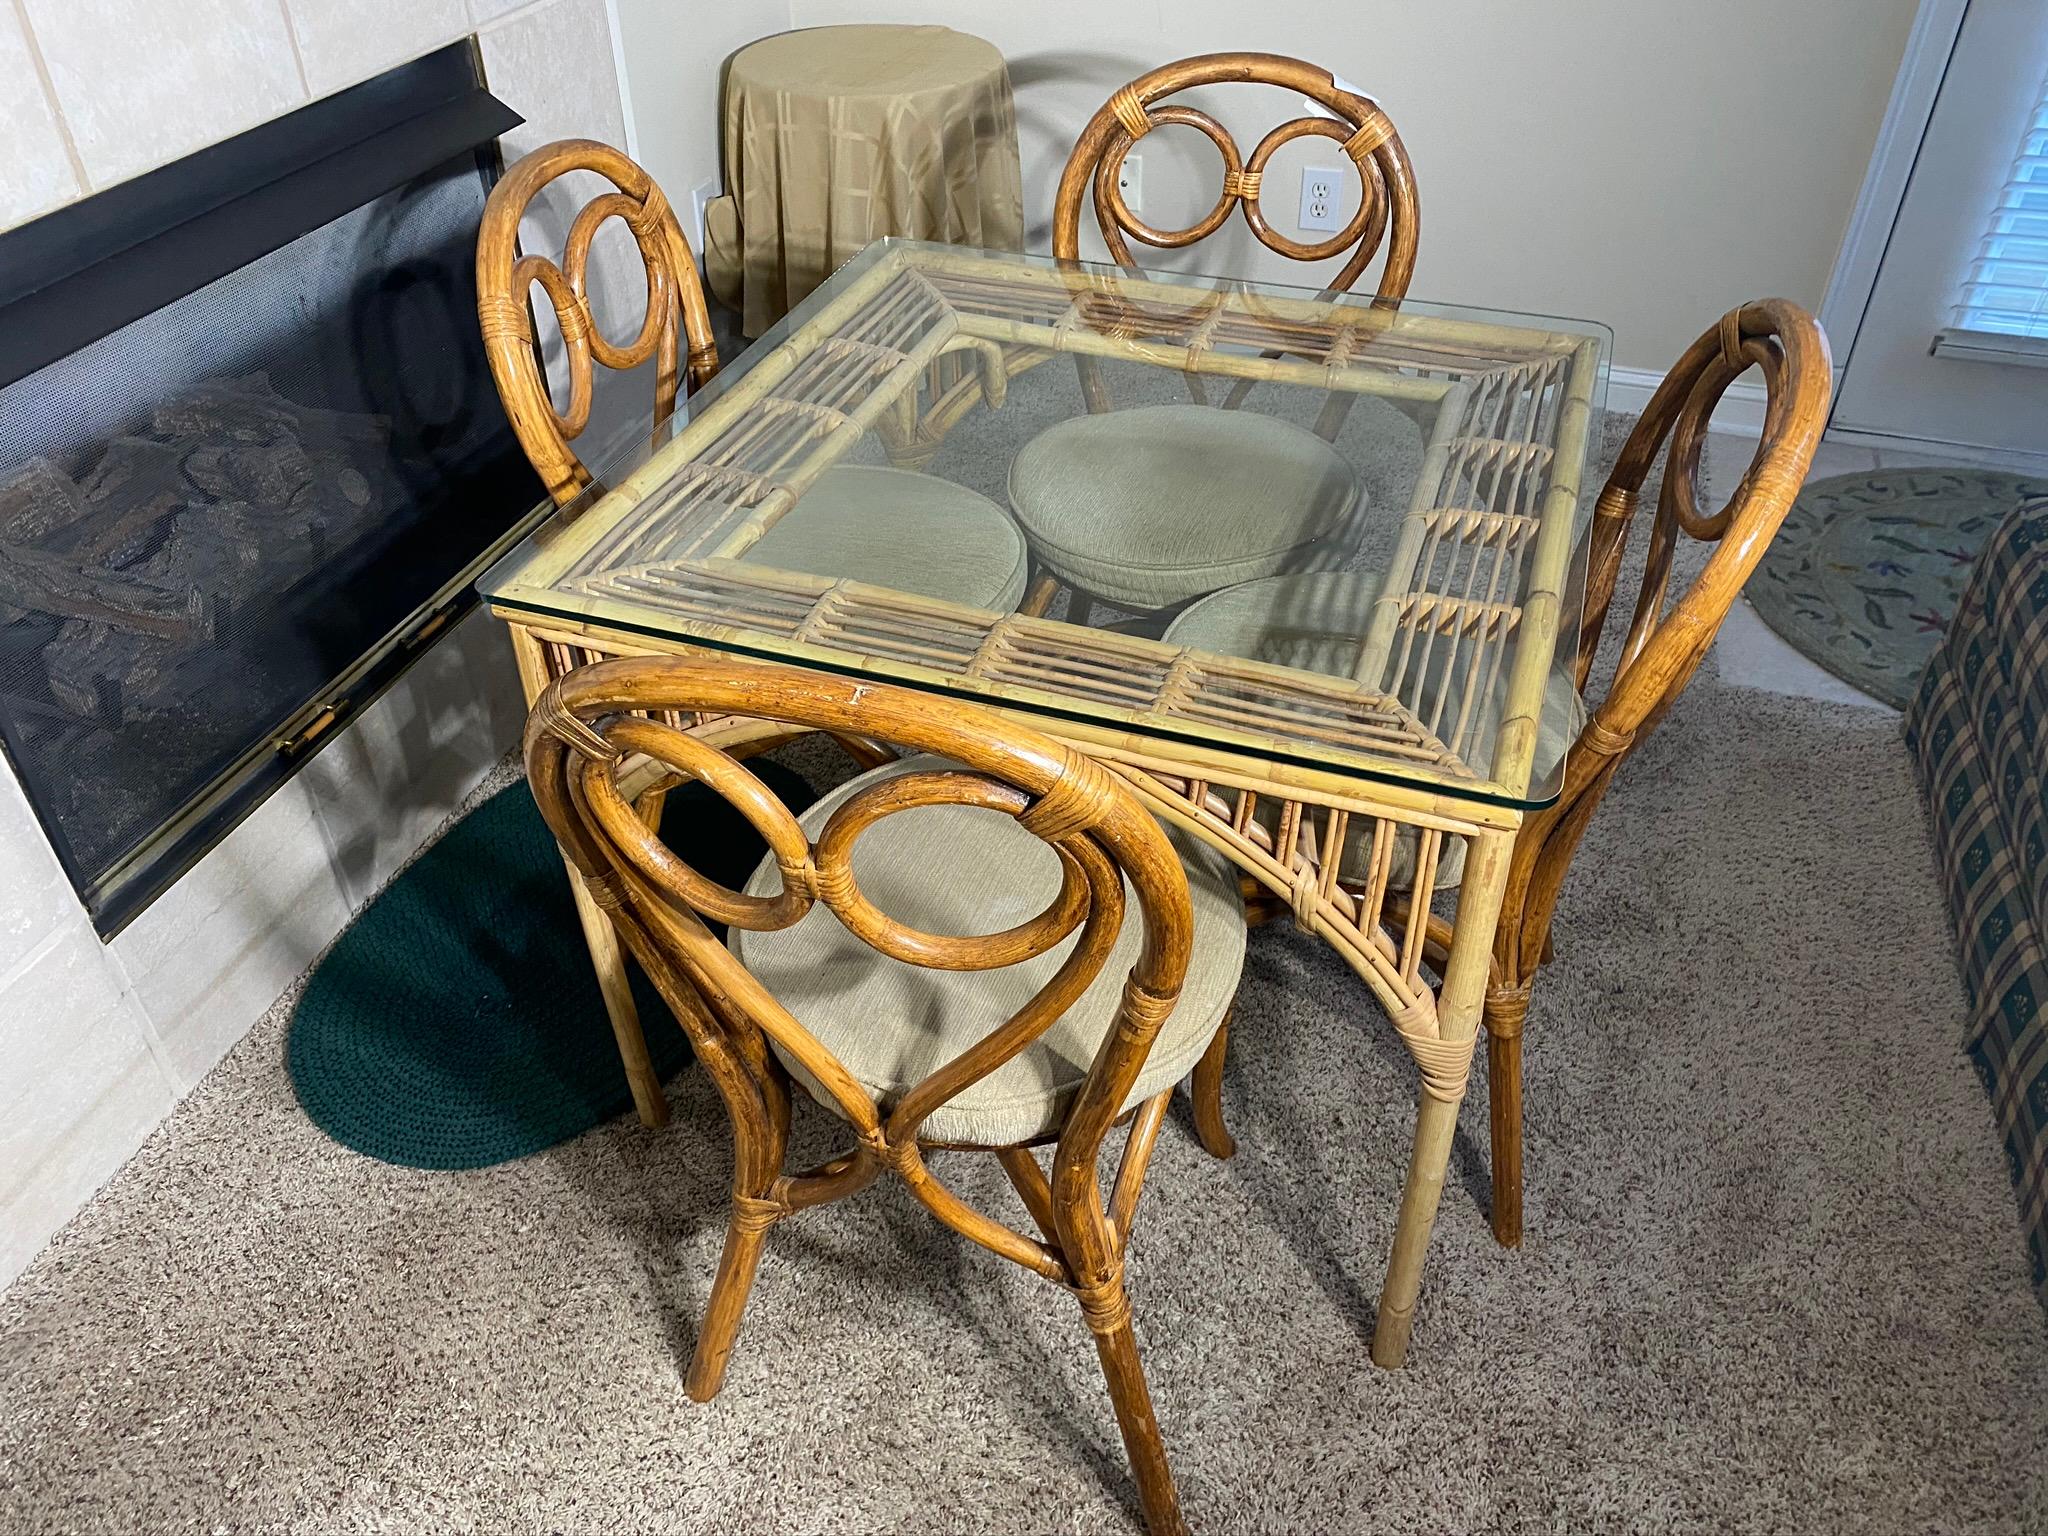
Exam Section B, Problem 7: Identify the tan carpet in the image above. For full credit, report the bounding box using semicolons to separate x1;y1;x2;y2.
2;412;2045;1533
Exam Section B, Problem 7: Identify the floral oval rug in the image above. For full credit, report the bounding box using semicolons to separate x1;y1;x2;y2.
1744;467;2048;707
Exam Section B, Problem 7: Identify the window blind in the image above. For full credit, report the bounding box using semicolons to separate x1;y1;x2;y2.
1941;66;2048;359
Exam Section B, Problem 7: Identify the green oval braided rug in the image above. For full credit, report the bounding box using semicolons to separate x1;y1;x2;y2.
1745;466;2048;707
287;764;814;1169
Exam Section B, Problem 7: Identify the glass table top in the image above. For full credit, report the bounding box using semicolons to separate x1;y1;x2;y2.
481;240;1609;810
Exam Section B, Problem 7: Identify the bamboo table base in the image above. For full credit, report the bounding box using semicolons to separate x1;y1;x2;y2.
500;617;1516;1370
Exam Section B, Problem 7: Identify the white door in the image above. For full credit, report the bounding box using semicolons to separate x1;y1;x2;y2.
1832;0;2048;458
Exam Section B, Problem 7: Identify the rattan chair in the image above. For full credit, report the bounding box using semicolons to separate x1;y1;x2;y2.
1011;54;1420;623
1171;300;1830;1246
477;140;1036;1129
475;138;1030;610
525;654;1247;1536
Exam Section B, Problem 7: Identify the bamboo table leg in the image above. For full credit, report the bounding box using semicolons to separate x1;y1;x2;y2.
508;626;670;1129
1370;830;1512;1368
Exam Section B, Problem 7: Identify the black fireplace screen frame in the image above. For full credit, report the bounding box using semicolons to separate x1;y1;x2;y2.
0;43;544;936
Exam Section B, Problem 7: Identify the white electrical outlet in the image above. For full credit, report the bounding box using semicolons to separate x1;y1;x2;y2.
687;178;718;261
1298;165;1345;233
1117;153;1143;213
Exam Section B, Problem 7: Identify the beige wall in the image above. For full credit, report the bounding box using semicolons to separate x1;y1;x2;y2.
783;0;1920;371
612;0;793;234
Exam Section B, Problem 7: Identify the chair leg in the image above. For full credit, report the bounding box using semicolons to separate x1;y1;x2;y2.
566;869;668;1129
1483;981;1532;1249
1190;1014;1235;1160
685;1202;778;1401
1370;1090;1460;1369
1018;570;1061;617
1487;1028;1525;1249
1083;1288;1189;1536
509;622;668;1131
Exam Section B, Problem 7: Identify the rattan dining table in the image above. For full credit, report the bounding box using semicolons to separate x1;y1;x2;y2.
480;239;1608;1366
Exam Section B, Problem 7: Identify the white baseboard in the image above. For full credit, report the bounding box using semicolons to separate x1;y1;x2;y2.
1605;364;1770;435
1820;424;2048;474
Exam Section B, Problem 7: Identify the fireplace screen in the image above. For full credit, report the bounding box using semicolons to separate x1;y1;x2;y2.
0;121;540;931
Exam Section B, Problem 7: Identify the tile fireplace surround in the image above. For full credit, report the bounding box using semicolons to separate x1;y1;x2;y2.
0;0;640;1288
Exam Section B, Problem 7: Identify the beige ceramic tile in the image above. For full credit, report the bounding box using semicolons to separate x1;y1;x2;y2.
0;929;174;1289
23;0;305;190
468;0;532;25
0;4;79;230
285;0;470;99
478;0;644;362
110;775;356;1092
477;0;625;159
297;609;525;909
0;762;85;978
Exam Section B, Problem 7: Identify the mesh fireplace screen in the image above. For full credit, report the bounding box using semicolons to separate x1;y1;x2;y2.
0;150;540;923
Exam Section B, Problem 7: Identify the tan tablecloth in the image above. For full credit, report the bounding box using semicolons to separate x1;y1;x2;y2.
704;25;1023;337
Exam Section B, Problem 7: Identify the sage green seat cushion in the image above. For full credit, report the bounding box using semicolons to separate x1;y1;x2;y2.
745;466;1030;612
731;756;1247;1146
1165;570;1586;889
1006;404;1361;610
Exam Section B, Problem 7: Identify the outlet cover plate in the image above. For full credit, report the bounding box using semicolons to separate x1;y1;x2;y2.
688;178;717;261
1299;165;1345;232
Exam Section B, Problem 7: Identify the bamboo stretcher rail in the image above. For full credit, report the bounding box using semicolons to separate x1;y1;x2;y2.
1487;334;1603;795
1354;377;1474;686
908;244;1588;357
489;605;1529;831
949;310;1453;403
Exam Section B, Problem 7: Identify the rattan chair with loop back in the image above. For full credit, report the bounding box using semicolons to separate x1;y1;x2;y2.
1458;299;1831;1245
525;653;1248;1536
1167;299;1831;1247
476;139;1029;607
1010;53;1420;624
477;139;1035;1128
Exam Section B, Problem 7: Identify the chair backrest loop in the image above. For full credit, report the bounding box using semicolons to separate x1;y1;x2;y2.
1052;53;1419;303
477;138;720;505
524;655;1197;1176
1504;299;1830;986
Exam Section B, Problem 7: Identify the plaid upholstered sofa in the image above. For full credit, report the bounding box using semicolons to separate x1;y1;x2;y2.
1905;494;2048;1301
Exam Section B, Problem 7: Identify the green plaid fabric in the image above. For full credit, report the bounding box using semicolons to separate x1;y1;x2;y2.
1904;494;2048;1302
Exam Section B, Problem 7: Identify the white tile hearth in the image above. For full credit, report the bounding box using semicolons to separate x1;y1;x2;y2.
479;0;643;353
0;605;524;1292
0;761;75;971
0;4;79;231
299;610;527;909
22;0;306;190
0;0;678;1297
110;778;356;1092
467;0;534;25
0;926;175;1287
285;0;472;99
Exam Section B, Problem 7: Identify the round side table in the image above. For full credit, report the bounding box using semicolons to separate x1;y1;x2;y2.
705;24;1024;337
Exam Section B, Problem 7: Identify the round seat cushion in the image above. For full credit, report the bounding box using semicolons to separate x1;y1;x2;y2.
1006;404;1360;611
731;756;1247;1146
1165;570;1586;888
744;465;1030;612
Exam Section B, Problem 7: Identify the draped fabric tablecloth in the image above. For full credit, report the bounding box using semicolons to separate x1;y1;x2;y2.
704;25;1023;337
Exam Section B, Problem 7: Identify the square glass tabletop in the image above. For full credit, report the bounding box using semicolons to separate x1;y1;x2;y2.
481;240;1609;810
